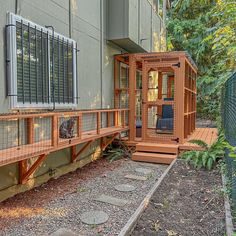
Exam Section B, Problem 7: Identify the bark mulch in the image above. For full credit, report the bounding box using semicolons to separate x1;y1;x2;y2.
132;160;225;236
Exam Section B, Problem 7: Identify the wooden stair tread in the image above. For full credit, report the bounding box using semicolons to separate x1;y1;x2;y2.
136;143;178;148
136;142;179;154
132;151;177;164
133;152;176;159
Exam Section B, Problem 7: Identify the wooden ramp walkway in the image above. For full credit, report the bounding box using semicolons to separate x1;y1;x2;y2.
179;128;218;151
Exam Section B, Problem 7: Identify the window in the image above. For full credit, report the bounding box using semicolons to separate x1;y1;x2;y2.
6;13;78;109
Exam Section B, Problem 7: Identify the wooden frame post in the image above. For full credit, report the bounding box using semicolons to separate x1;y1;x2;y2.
27;118;34;144
52;115;58;147
175;57;186;144
77;115;82;139
128;55;136;141
97;112;101;134
121;110;125;128
107;112;111;127
157;72;163;116
114;111;118;127
141;61;148;141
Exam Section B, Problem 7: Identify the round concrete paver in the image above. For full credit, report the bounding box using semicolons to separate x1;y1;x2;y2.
135;167;153;175
115;184;136;192
80;210;109;225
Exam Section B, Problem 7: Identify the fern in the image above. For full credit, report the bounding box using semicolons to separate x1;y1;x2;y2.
181;133;226;170
188;139;209;149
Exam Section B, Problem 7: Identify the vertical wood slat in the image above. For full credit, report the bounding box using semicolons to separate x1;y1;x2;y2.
52;115;58;147
77;115;82;139
19;117;34;184
157;72;163;116
107;112;111;127
27;118;34;144
128;55;136;141
97;112;101;134
114;111;119;127
121;110;125;128
142;61;148;141
114;58;119;109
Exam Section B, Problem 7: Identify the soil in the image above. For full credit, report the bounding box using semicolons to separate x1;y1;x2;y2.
132;160;225;236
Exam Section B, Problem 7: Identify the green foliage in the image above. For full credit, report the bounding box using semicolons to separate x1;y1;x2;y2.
103;140;132;163
167;0;236;120
181;133;226;170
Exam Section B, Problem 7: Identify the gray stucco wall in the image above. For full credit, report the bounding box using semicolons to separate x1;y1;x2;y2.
0;0;164;196
0;0;123;194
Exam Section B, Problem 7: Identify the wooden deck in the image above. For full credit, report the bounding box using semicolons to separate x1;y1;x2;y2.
179;128;218;151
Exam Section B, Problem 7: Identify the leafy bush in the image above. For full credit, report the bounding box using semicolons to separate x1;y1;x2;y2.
103;140;132;163
181;134;226;170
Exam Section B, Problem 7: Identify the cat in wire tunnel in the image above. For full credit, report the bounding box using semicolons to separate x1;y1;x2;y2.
59;117;76;139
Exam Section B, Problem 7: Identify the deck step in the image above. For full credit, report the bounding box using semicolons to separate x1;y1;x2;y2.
132;152;177;164
136;143;178;154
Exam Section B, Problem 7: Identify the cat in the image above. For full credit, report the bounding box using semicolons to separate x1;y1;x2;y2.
59;117;76;139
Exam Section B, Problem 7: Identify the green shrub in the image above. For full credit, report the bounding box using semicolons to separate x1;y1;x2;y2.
181;133;226;170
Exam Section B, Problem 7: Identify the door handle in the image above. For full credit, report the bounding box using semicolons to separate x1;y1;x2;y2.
171;137;179;143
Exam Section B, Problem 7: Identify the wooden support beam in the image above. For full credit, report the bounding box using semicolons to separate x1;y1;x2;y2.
19;154;47;184
19;160;28;184
102;133;119;151
72;140;93;162
71;145;77;162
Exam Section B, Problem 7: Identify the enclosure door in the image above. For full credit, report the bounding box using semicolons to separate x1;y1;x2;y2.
141;62;179;143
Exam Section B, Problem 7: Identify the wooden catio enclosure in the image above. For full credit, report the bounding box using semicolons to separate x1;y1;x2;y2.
0;52;218;186
114;52;217;164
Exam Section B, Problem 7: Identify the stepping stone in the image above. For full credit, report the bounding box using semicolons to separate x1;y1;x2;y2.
135;167;153;175
50;228;77;236
80;210;109;225
125;174;147;181
114;184;136;192
94;194;129;207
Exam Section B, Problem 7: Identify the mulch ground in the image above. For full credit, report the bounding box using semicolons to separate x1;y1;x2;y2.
132;160;225;236
0;157;123;231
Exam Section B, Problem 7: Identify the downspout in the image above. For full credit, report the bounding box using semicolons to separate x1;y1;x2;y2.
163;0;167;51
100;0;104;109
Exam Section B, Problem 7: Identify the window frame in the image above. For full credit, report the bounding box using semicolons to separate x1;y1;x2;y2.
7;12;77;109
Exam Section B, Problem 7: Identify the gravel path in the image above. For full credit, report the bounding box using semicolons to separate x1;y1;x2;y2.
0;159;167;236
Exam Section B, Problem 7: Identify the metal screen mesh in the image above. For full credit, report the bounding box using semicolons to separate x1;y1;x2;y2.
222;71;236;219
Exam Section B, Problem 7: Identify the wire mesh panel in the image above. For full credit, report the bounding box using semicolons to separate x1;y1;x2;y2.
222;71;236;219
0;113;54;166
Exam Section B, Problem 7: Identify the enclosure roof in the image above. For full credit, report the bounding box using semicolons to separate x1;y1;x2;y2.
117;51;198;72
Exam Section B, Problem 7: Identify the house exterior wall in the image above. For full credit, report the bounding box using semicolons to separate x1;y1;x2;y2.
0;0;165;200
